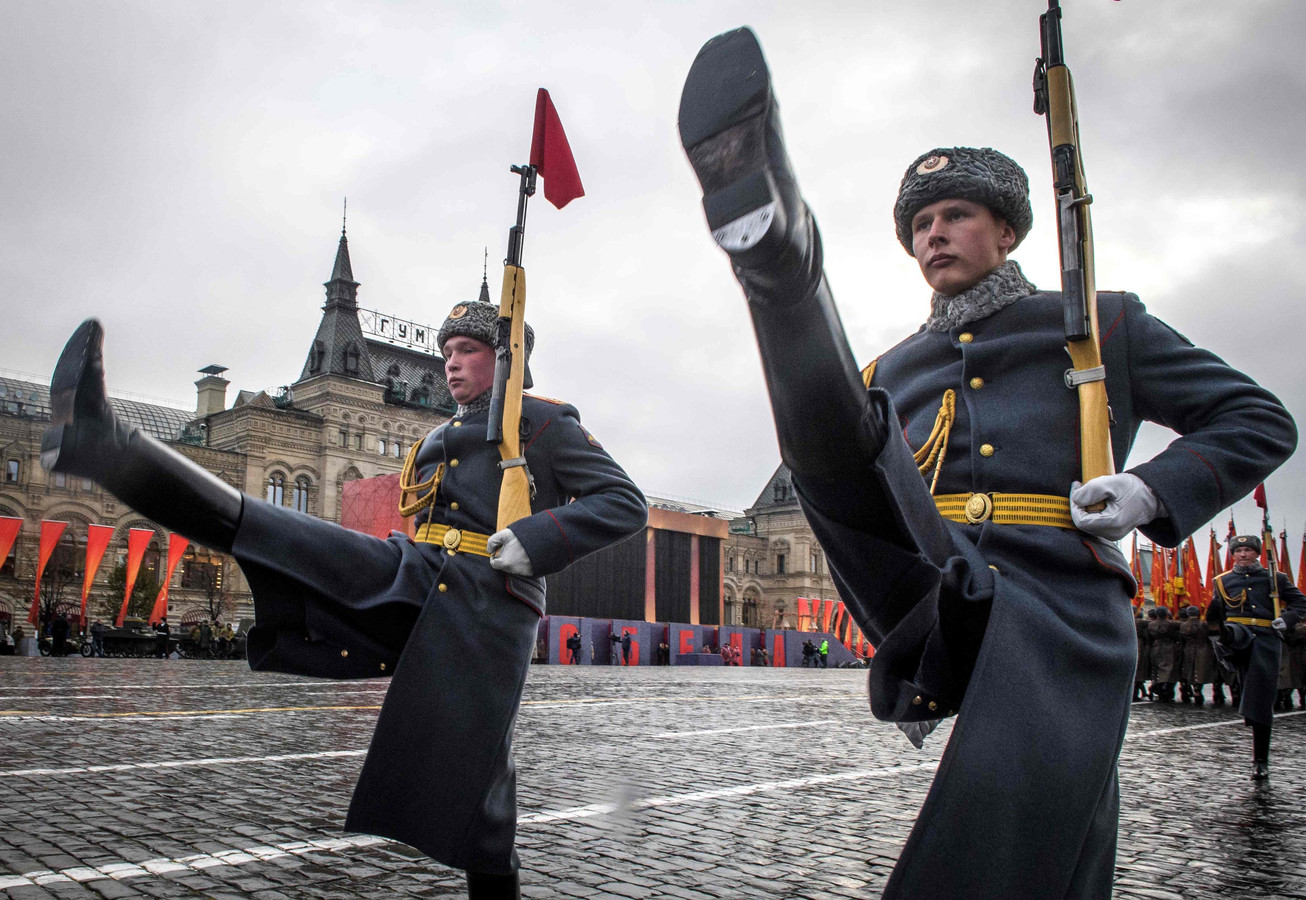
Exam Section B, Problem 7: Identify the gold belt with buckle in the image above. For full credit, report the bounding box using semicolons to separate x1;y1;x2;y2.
415;523;492;557
1227;616;1275;628
934;492;1074;528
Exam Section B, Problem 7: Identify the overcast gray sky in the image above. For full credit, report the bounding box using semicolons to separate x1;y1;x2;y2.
3;1;1304;561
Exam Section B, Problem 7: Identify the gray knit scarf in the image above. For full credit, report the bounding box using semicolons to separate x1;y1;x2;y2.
457;391;494;418
924;260;1036;332
1233;560;1265;574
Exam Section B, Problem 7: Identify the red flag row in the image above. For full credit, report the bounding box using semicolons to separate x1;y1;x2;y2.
0;518;189;629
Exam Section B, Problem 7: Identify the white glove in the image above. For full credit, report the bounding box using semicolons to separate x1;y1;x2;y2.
896;719;941;750
1070;474;1161;541
488;528;534;576
1273;617;1287;634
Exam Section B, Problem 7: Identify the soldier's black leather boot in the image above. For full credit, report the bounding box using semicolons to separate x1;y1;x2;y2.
41;319;244;552
465;870;520;900
678;27;882;484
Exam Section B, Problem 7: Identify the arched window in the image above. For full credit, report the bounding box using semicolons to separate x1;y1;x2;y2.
292;477;310;513
344;343;360;376
308;341;326;374
266;473;285;505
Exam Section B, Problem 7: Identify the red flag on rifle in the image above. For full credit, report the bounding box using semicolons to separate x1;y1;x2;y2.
530;89;585;209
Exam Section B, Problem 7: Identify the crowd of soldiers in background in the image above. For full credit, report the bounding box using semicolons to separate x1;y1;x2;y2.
1135;605;1306;710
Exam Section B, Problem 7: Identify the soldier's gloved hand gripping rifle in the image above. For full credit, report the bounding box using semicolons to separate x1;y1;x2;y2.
1034;0;1115;511
487;89;586;537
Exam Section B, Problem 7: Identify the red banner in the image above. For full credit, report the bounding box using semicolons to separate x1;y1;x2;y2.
149;533;190;625
831;602;844;643
80;524;116;627
1183;538;1205;611
0;516;21;571
117;528;155;627
1299;533;1306;596
1279;531;1294;584
27;520;69;625
1225;515;1237;570
1129;533;1145;607
1148;543;1164;606
821;599;834;634
1206;529;1221;598
795;597;810;631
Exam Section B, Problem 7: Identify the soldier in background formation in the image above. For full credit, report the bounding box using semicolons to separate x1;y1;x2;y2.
1134;604;1229;705
1277;619;1306;710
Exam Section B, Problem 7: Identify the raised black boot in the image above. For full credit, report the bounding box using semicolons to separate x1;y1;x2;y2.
41;319;244;552
678;27;883;490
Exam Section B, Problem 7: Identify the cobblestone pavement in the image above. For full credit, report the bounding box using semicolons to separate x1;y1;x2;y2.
0;659;1303;899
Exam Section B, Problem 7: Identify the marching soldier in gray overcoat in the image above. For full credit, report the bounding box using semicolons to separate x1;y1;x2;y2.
1149;607;1181;702
39;307;648;899
678;27;1296;898
1179;605;1216;704
1207;535;1306;779
1133;609;1150;702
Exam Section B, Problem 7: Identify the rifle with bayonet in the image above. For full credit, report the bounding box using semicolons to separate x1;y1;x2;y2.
1033;0;1115;496
1258;496;1283;623
487;163;537;532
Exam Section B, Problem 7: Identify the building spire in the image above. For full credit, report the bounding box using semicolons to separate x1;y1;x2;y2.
325;206;359;307
342;196;347;236
478;246;491;303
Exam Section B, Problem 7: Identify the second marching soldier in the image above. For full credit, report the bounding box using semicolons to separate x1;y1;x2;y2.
678;27;1296;899
40;303;648;899
1207;534;1306;778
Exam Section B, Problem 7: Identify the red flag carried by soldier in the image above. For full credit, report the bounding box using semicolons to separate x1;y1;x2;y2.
1206;528;1221;597
1298;531;1306;595
529;89;585;209
1129;533;1145;607
1280;530;1294;584
1183;538;1205;610
1149;542;1165;606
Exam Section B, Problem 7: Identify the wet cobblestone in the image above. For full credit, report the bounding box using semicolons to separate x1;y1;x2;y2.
0;659;1302;898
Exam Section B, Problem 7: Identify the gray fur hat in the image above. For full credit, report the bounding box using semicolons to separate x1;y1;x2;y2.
1229;534;1262;554
436;300;535;389
894;147;1033;256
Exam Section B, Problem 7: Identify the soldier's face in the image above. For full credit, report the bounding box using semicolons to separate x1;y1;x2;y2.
442;336;497;405
1232;546;1259;565
911;198;1016;297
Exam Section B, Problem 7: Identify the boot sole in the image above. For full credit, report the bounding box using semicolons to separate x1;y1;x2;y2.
679;28;779;244
41;318;103;470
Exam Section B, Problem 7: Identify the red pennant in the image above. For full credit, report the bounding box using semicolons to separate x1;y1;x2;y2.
80;524;116;628
1129;533;1144;607
149;533;190;625
28;520;69;625
1279;531;1294;584
0;517;21;573
529;89;585;209
1253;483;1267;509
117;528;155;627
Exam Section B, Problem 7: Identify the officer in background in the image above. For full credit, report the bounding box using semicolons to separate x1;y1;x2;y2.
39;307;648;899
678;27;1295;897
1207;534;1306;779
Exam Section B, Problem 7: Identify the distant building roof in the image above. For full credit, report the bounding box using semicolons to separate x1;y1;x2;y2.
0;375;193;442
645;494;743;520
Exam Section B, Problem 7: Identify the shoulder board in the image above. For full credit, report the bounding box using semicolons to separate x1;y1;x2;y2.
860;359;879;389
524;393;566;406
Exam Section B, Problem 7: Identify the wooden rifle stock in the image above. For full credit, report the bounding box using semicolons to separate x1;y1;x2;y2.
1036;0;1115;494
1263;516;1282;621
495;263;532;531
